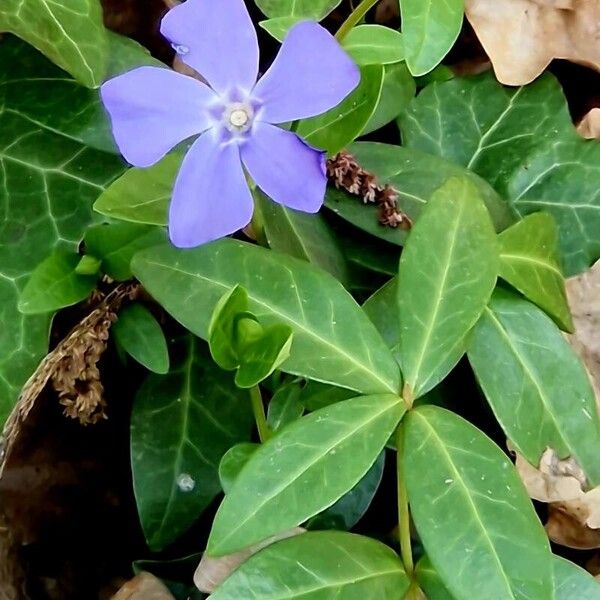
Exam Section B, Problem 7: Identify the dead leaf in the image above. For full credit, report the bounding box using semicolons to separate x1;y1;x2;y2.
194;528;305;593
465;0;600;85
111;573;175;600
577;108;600;139
547;503;600;549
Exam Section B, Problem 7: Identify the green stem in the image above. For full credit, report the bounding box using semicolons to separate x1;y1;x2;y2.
250;385;271;443
396;423;414;577
335;0;380;41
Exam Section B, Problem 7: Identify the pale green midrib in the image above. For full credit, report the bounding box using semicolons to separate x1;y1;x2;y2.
139;259;397;394
211;398;401;552
407;201;463;395
500;251;562;276
415;412;516;598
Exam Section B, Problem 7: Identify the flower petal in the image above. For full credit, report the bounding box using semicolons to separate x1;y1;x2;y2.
101;67;217;167
253;22;360;123
161;0;259;95
241;123;326;212
169;133;253;248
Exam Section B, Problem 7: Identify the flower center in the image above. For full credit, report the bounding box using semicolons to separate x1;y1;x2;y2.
223;102;254;134
230;109;249;127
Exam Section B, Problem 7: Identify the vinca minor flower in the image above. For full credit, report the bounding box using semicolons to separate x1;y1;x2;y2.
101;0;360;248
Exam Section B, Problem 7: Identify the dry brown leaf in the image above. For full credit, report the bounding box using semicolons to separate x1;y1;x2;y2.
111;573;175;600
577;108;600;139
547;503;600;549
194;527;305;593
465;0;600;85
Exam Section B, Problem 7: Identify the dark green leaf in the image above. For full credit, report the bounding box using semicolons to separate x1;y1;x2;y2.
209;531;409;600
398;177;499;398
299;381;357;411
255;0;342;19
416;555;455;600
18;250;96;314
132;240;401;396
362;278;399;351
218;443;259;495
342;25;405;66
468;289;600;486
84;222;166;281
206;394;405;555
267;382;304;431
404;406;553;600
554;555;600;599
113;304;169;374
131;337;253;551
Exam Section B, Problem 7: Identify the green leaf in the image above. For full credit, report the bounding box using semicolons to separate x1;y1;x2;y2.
299;381;357;411
468;289;600;486
498;212;572;331
210;531;409;599
131;337;253;551
18;250;97;314
132;240;401;396
259;16;303;42
84;222;166;281
206;394;405;555
398;177;499;399
298;66;384;155
554;555;600;599
362;62;415;135
307;451;385;531
342;25;405;66
404;406;553;600
113;304;169;374
255;0;342;19
0;0;108;87
75;254;102;276
508;138;600;276
267;382;304;432
415;556;455;600
400;0;464;76
325;142;515;247
362;278;400;351
256;191;349;284
219;442;259;495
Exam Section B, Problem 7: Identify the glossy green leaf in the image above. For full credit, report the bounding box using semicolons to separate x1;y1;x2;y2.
362;278;400;351
362;62;415;135
75;254;102;276
206;394;405;555
307;451;385;531
256;191;349;284
18;251;97;314
84;222;166;281
113;304;169;374
94;154;182;226
267;382;304;432
400;0;463;76
210;531;409;600
218;443;259;495
132;240;401;396
298;66;384;154
325;142;515;247
416;556;455;600
398;177;499;398
299;381;357;411
255;0;341;19
259;16;302;42
131;337;253;551
0;0;108;87
342;25;405;66
468;289;600;486
498;212;572;331
404;406;553;600
554;555;600;599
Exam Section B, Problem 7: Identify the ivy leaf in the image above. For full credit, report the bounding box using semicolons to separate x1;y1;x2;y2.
404;406;553;600
342;25;405;66
400;0;464;76
254;0;342;19
131;337;253;551
498;212;573;331
554;555;600;599
18;251;97;315
0;0;108;87
208;531;410;600
397;177;499;399
298;65;384;155
468;289;600;486
84;222;166;281
218;443;259;494
206;394;405;556
132;240;401;396
113;304;169;374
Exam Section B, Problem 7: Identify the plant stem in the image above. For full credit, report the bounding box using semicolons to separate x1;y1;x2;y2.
396;423;414;577
335;0;380;41
250;385;271;443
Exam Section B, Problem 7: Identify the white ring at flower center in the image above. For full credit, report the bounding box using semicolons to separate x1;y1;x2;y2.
230;109;249;127
223;101;254;134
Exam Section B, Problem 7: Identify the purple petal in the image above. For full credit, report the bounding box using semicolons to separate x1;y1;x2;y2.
169;132;253;248
253;22;360;123
101;67;217;167
241;123;326;212
161;0;259;95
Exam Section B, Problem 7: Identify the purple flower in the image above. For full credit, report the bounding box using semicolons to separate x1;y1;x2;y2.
101;0;359;248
